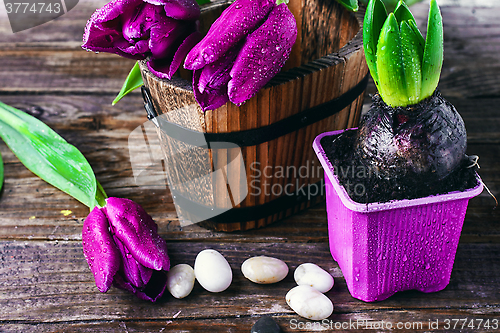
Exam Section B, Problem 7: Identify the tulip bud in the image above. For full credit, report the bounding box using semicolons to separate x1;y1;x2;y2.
82;197;170;302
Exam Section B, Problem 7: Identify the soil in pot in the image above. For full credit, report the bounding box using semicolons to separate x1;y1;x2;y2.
320;128;478;204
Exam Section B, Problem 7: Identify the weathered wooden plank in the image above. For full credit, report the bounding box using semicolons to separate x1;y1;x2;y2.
0;241;499;328
0;0;109;44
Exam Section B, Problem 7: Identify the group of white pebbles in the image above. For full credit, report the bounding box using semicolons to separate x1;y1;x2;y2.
166;249;335;320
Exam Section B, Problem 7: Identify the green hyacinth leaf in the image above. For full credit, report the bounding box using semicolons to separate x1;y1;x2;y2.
400;21;423;104
421;0;443;99
335;0;359;12
363;0;388;89
0;101;105;209
376;13;407;107
112;62;144;106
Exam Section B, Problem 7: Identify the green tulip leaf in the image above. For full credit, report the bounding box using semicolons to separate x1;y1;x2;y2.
421;0;443;99
0;101;106;209
195;0;211;5
363;0;388;89
335;0;359;12
400;21;423;104
112;62;144;106
376;13;407;107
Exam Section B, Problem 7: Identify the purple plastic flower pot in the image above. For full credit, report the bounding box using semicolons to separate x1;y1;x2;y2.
313;129;483;302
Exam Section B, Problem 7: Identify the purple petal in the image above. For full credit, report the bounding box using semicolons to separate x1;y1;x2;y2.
82;22;147;59
82;207;121;293
114;236;153;288
184;0;275;70
104;197;170;272
118;39;150;56
168;30;203;76
148;30;202;79
113;271;137;293
228;4;297;105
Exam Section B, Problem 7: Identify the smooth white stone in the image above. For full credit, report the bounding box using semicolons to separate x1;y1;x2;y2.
194;249;232;293
241;256;289;284
294;263;334;293
285;285;334;320
166;264;195;299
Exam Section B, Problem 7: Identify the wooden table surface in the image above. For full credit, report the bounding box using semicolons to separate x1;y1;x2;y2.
0;0;499;332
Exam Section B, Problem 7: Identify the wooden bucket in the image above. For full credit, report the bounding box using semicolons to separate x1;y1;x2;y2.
139;0;369;232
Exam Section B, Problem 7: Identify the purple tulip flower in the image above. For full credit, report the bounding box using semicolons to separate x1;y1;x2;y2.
82;197;170;302
184;0;297;111
82;0;202;79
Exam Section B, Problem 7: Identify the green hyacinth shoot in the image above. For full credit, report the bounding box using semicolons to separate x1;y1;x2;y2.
363;0;443;107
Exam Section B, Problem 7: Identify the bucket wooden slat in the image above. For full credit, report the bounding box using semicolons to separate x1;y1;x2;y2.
140;0;368;231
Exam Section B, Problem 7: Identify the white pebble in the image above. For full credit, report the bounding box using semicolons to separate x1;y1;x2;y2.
285;285;334;320
241;256;288;284
194;249;232;292
294;263;334;293
166;264;195;299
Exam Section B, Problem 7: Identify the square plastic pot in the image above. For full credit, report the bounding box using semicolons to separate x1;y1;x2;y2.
313;129;483;302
